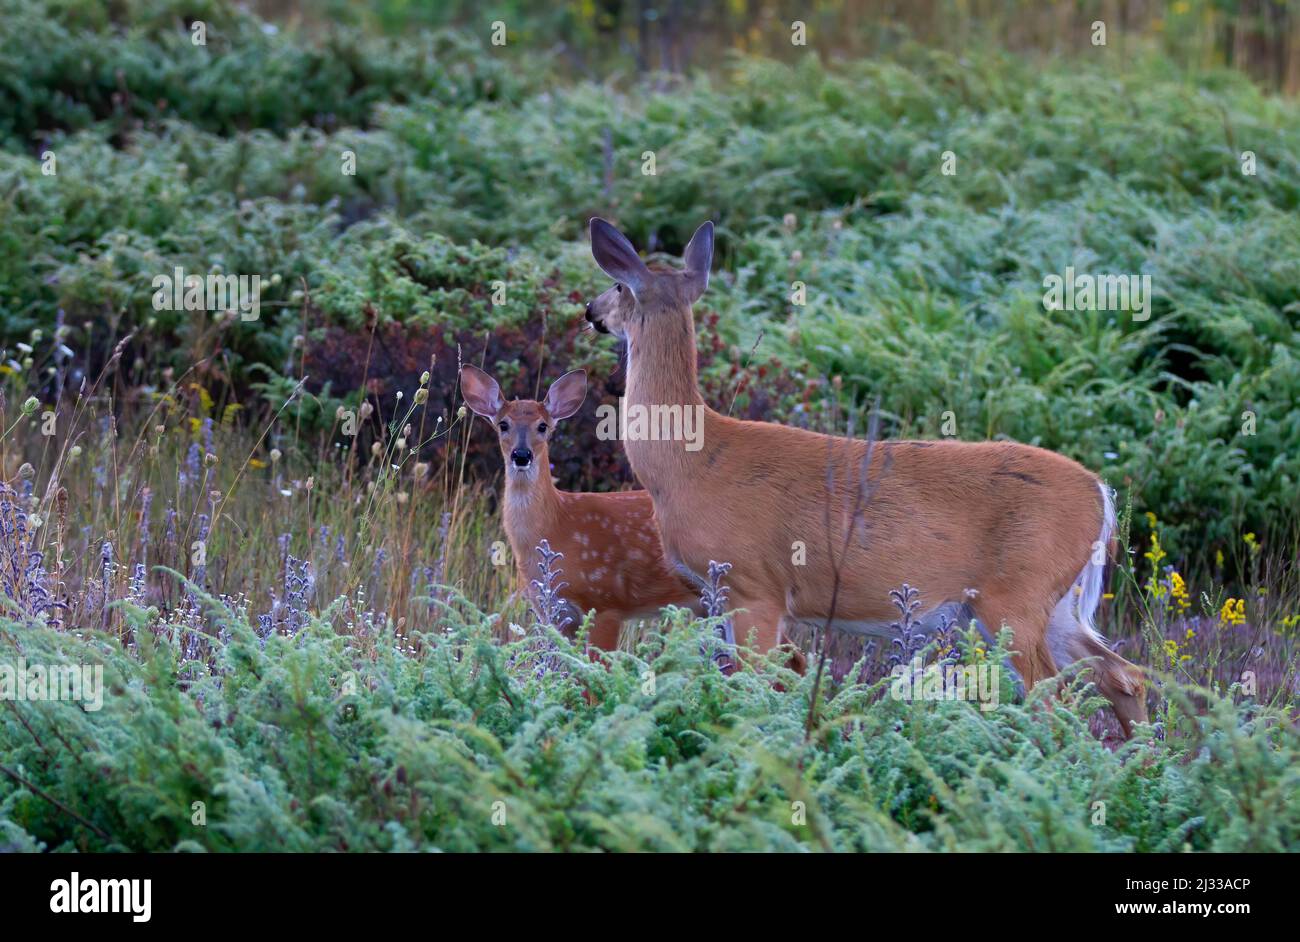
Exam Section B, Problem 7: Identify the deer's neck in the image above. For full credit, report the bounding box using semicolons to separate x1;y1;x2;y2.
622;304;715;485
503;468;562;564
625;307;706;411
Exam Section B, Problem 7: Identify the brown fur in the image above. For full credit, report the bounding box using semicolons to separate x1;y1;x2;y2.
460;366;699;652
585;218;1146;734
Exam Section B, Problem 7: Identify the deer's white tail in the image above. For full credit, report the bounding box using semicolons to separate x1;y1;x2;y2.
1048;482;1114;662
1047;482;1143;723
1075;481;1115;636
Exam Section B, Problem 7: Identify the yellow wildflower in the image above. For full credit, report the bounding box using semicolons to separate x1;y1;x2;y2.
1144;531;1166;567
1162;637;1191;665
1169;571;1191;614
1144;531;1167;599
188;383;215;414
1219;598;1246;627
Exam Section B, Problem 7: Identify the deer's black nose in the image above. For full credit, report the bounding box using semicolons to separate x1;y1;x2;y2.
511;448;532;468
584;302;593;320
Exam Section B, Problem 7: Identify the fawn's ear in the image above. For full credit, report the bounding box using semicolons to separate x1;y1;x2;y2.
460;365;504;418
682;220;714;303
589;218;649;299
543;370;587;421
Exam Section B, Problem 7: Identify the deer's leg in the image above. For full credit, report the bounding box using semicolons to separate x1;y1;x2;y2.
579;613;625;706
730;596;806;674
728;594;782;654
971;592;1058;692
778;616;808;674
587;612;622;654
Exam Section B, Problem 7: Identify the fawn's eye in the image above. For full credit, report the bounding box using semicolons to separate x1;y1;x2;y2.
615;283;623;294
537;423;547;434
498;421;509;432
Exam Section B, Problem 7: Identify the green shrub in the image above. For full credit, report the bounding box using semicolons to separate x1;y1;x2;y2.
2;598;1295;852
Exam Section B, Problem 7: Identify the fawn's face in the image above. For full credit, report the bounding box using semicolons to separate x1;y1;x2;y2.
584;218;713;340
491;400;554;481
459;366;588;485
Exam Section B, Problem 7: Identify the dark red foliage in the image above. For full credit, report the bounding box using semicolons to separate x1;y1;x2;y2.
304;304;808;493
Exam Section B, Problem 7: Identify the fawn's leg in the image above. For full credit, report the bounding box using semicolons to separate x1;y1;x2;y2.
579;612;625;706
587;612;622;655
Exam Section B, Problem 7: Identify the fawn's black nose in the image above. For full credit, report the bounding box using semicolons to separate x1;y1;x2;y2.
511;448;532;468
584;302;594;321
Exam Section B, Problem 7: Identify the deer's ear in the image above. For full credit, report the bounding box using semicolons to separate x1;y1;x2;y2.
682;220;714;303
460;365;504;418
589;218;649;299
544;370;587;421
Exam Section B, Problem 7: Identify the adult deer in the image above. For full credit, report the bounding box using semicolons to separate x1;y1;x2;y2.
583;217;1146;734
460;364;700;652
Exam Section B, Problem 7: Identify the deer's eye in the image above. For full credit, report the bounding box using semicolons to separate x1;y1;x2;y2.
615;283;623;294
537;423;548;434
498;421;509;432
